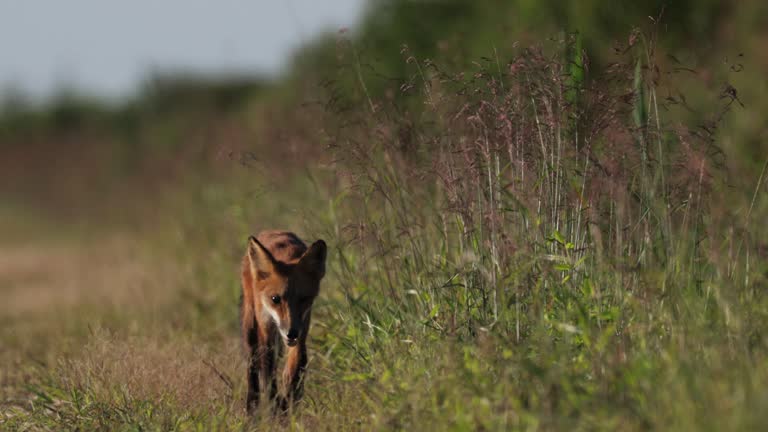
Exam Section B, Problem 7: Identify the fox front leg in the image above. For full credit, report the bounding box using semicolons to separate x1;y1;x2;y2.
246;328;278;414
246;350;260;413
279;341;308;412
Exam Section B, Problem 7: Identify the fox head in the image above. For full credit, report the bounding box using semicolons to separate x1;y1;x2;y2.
247;236;326;347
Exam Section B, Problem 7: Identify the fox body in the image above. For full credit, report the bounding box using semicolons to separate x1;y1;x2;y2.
240;230;326;413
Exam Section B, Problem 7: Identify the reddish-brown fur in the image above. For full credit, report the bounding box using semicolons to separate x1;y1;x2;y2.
240;230;326;414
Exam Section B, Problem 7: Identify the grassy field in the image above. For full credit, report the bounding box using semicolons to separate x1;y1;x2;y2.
2;26;768;431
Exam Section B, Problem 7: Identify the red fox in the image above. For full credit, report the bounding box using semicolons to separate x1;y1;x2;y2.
240;230;326;414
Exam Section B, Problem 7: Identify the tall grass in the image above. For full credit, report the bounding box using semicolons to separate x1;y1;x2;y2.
327;31;732;327
306;30;763;429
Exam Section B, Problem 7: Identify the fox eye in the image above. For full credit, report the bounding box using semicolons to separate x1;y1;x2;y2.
271;295;281;305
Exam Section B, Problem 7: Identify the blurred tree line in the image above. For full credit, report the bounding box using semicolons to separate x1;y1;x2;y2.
286;0;766;176
1;0;765;168
290;0;747;93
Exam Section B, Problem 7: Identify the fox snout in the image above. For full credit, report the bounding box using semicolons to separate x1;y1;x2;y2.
276;322;301;346
266;307;302;345
285;328;300;346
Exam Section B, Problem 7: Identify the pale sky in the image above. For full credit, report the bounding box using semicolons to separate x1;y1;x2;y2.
0;0;367;101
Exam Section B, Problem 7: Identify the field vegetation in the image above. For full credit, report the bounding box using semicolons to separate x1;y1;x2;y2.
1;1;767;430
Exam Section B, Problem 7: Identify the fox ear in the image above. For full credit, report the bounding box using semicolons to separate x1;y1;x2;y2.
247;236;276;279
299;240;326;279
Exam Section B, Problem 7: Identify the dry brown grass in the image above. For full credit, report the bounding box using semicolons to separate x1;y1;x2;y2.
61;329;244;413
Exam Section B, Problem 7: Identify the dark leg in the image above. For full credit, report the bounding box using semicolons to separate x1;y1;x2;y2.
256;324;281;415
259;341;278;405
246;322;278;415
246;350;260;414
245;323;260;414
